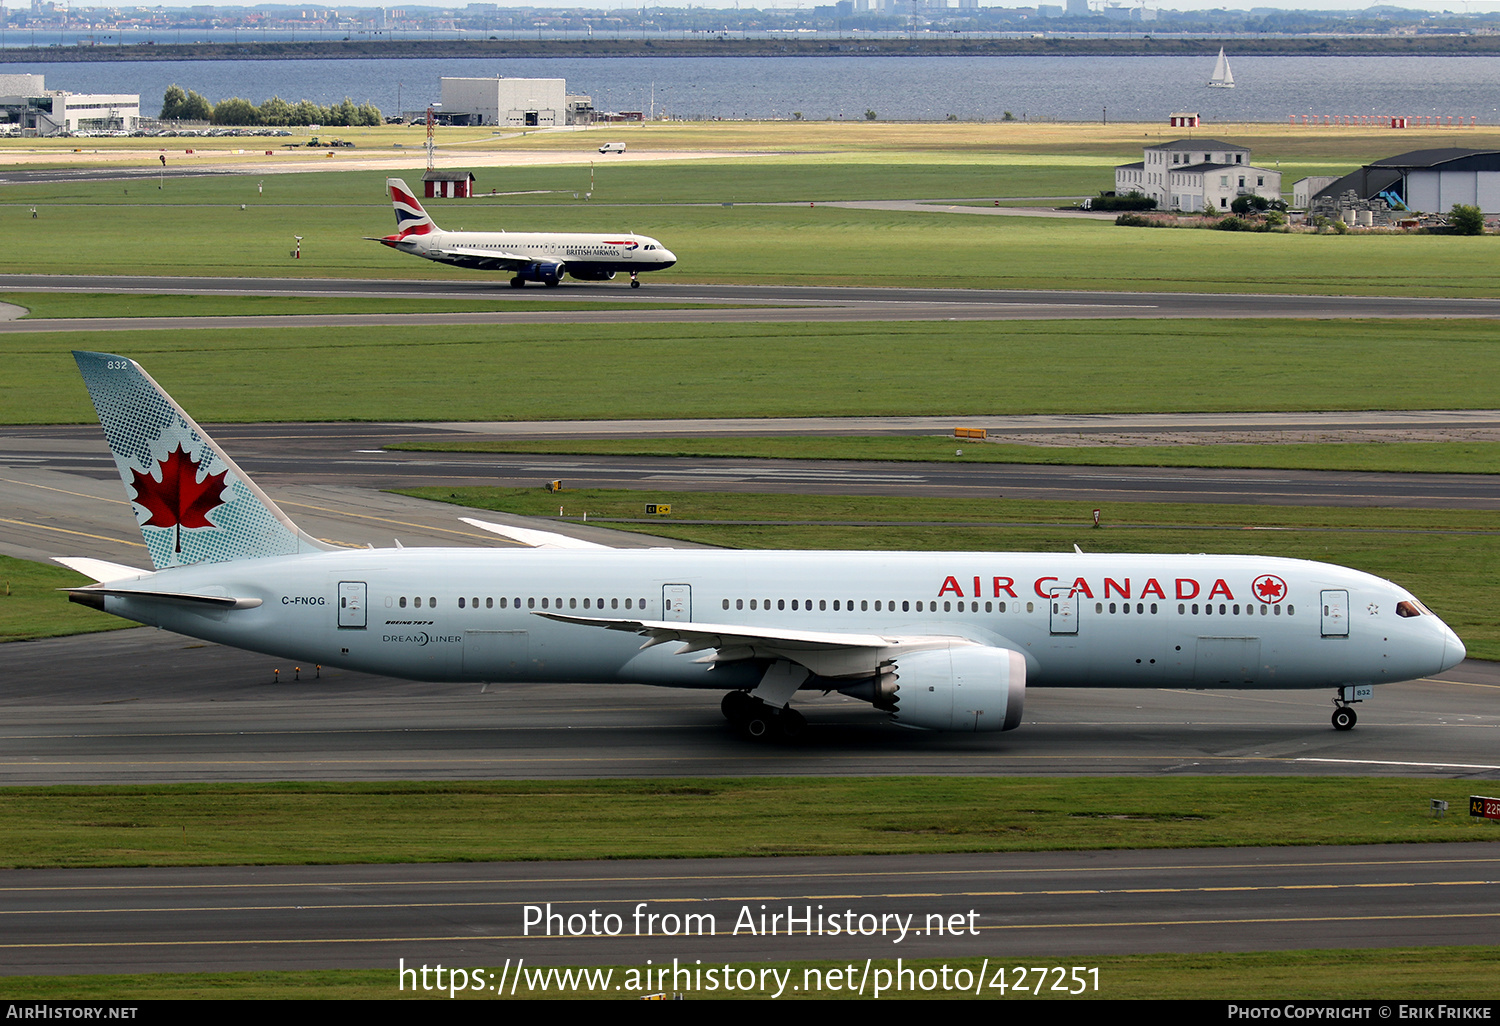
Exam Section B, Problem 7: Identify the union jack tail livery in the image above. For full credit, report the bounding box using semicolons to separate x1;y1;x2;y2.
387;178;438;239
72;351;331;570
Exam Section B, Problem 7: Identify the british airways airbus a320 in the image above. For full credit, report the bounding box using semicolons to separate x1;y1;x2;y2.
369;178;676;288
60;352;1465;739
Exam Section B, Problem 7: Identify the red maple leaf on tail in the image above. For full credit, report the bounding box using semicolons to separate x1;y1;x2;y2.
129;444;229;553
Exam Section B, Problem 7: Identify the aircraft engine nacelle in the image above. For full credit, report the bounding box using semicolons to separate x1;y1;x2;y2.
877;645;1025;732
518;261;567;284
567;268;617;282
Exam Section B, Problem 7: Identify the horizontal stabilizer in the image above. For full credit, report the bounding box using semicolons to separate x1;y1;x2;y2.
66;585;263;611
460;517;612;550
53;557;149;584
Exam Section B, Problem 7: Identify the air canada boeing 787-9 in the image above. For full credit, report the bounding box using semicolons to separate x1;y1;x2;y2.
60;351;1465;739
370;178;676;288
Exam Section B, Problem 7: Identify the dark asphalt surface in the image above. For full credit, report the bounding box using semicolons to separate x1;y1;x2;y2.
5;422;1499;510
5;274;1500;322
5;844;1498;976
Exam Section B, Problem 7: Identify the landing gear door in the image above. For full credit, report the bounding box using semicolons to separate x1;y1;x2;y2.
1049;587;1078;635
1321;589;1349;637
663;584;692;622
338;581;367;629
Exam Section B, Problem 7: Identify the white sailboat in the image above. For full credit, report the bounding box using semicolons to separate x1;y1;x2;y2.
1208;48;1235;89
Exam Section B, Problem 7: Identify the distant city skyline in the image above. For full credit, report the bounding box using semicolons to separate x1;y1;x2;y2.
358;0;1500;11
6;0;1500;13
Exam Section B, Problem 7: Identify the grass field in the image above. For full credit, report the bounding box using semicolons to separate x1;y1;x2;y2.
0;555;132;642
3;778;1493;869
0;293;699;319
8;318;1500;425
390;437;1500;476
4;120;1500;293
7;182;1498;293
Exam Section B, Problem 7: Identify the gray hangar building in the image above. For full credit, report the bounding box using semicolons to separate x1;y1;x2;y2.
1311;148;1500;215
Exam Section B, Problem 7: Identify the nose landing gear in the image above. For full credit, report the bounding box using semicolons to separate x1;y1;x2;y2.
1331;684;1371;730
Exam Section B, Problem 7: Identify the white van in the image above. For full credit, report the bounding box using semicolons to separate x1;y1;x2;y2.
598;142;626;154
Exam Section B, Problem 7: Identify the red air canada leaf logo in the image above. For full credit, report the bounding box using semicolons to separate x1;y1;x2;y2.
129;444;228;553
1252;574;1287;604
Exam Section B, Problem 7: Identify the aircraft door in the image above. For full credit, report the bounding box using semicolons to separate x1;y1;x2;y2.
337;581;367;629
1049;587;1078;635
1321;590;1349;637
663;584;692;622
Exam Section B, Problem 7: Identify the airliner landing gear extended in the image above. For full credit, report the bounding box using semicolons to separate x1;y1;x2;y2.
1332;684;1370;730
721;690;805;741
630;271;641;289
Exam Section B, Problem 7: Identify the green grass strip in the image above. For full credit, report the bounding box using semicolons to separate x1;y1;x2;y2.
7;164;1500;294
1;779;1495;870
0;555;134;642
390;437;1500;476
9;319;1500;425
0;293;697;319
2;947;1498;999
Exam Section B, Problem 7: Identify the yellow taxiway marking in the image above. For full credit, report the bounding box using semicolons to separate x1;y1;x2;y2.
0;516;144;548
0;476;131;506
8;909;1500;950
3;879;1493;918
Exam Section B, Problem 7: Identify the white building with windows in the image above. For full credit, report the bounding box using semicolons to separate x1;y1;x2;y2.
0;75;139;136
1115;138;1282;213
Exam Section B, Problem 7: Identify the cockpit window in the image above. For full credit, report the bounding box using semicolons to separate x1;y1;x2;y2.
1396;601;1422;618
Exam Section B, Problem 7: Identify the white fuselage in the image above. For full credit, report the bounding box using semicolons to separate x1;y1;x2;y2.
400;229;677;276
96;548;1464;691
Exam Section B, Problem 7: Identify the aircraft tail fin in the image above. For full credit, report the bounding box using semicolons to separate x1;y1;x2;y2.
72;351;333;570
387;177;438;238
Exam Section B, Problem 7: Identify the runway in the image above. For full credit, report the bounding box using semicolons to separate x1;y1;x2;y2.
3;626;1497;785
4;421;1498;571
5;274;1500;325
6;844;1499;977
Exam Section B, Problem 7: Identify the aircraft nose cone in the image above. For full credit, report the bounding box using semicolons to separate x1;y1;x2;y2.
1441;627;1466;672
661;249;677;267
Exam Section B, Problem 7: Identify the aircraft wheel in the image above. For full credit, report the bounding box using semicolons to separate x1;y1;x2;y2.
740;712;772;740
721;690;754;722
509;277;525;288
1331;707;1357;731
631;279;641;289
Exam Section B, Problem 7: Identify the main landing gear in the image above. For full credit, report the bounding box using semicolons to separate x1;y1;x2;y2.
721;690;806;741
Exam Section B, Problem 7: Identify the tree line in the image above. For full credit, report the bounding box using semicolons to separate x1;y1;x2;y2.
159;85;383;127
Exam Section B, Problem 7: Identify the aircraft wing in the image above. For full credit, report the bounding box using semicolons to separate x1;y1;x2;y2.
460;517;612;550
537;613;973;679
437;246;532;271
